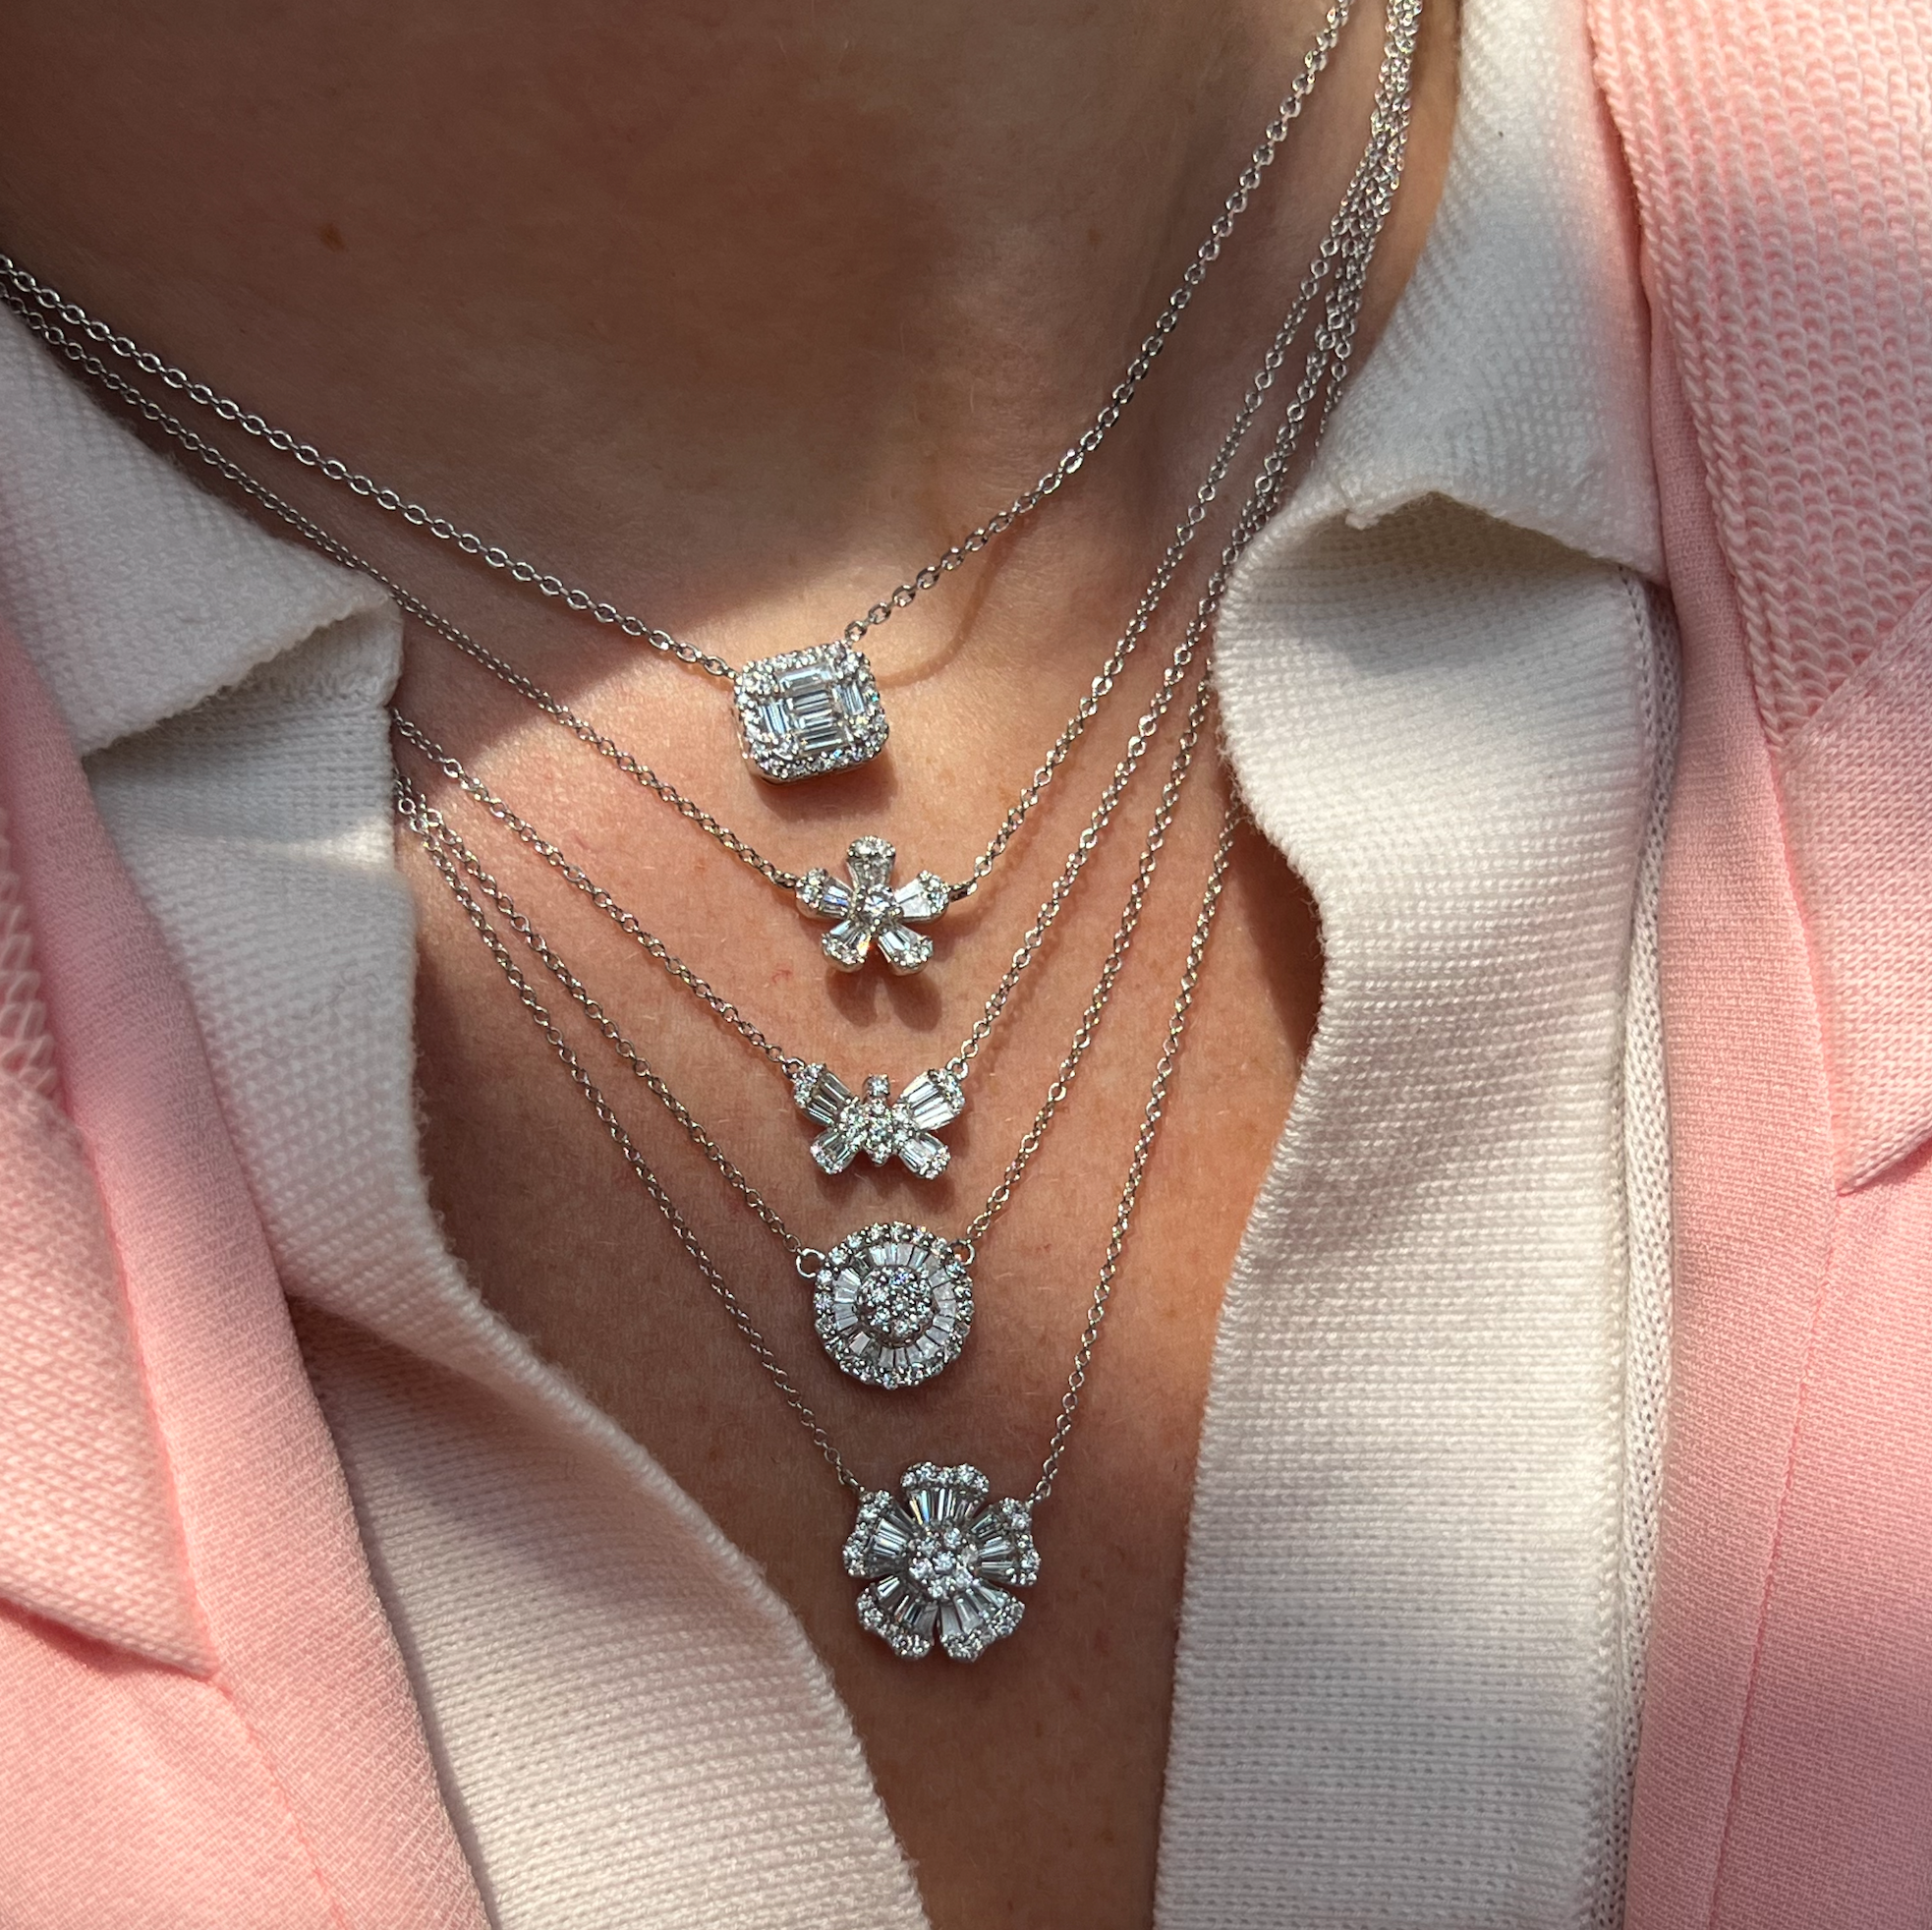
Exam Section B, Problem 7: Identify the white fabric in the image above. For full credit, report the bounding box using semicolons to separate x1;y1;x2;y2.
1154;3;1673;1921
0;0;1673;1920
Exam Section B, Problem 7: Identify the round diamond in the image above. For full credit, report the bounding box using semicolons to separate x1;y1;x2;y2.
905;1522;980;1600
857;1264;936;1343
813;1222;974;1391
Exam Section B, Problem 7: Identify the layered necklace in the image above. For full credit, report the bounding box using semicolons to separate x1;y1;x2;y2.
3;0;1422;1664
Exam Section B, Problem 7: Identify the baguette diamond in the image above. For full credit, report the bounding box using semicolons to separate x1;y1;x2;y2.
733;643;889;782
791;1064;964;1178
843;1463;1039;1661
795;836;949;973
812;1223;973;1389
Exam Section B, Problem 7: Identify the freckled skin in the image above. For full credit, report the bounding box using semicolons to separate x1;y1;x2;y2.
0;3;1457;1922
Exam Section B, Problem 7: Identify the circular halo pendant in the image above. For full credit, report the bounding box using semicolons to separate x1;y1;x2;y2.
813;1222;974;1391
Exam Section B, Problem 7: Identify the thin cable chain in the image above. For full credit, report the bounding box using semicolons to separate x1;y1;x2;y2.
391;713;803;1069
0;126;1378;906
0;4;1348;676
408;800;803;1246
393;0;1411;1288
959;121;1392;895
1027;0;1423;1511
42;0;1413;1525
394;631;1212;1105
962;667;1216;1247
1030;802;1238;1508
399;766;1237;1508
396;648;1214;1264
0;314;804;889
399;784;863;1492
391;4;1417;1521
952;71;1409;1068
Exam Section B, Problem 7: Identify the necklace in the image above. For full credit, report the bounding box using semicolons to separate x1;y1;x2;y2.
11;0;1423;1666
390;637;1218;1181
404;768;1239;1658
400;655;1212;1389
4;113;1386;985
0;7;1354;786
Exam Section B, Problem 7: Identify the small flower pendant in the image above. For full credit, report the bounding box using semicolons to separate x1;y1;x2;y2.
796;837;949;974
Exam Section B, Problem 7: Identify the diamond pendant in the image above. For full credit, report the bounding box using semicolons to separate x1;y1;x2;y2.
792;1063;964;1178
843;1462;1040;1661
796;836;949;974
810;1222;973;1389
734;643;889;783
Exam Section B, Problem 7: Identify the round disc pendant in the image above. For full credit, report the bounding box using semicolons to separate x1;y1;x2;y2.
813;1222;973;1391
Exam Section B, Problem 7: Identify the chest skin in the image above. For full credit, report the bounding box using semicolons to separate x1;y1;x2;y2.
404;628;1321;1930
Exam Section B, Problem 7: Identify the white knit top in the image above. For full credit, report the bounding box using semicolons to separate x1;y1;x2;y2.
0;0;1672;1921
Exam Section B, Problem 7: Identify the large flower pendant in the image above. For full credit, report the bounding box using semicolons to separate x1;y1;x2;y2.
843;1462;1040;1661
811;1222;973;1390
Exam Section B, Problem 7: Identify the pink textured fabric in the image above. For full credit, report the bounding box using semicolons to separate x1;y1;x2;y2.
0;624;487;1929
1592;0;1932;745
1593;4;1932;1925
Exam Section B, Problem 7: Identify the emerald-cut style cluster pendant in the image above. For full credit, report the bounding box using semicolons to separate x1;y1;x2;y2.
733;643;889;783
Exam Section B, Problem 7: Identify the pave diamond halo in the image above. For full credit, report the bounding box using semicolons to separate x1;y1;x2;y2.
843;1463;1040;1661
733;643;889;783
813;1222;974;1389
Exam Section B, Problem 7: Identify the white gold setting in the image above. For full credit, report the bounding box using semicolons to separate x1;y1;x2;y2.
813;1222;973;1389
843;1463;1039;1661
792;1063;964;1178
734;643;889;783
796;836;949;973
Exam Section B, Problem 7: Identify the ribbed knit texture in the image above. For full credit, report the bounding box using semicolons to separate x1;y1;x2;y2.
0;815;57;1100
1153;0;1671;1917
1593;0;1932;743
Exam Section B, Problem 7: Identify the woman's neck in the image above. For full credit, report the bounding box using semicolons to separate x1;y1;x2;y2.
0;2;1453;666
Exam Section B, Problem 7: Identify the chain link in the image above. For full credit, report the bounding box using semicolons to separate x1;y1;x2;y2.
1029;0;1422;1510
963;665;1216;1245
408;795;806;1248
392;714;805;1068
399;781;864;1491
1031;802;1239;1507
0;3;1348;675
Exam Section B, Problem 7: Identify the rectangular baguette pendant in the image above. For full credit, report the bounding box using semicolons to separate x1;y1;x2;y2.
733;642;889;782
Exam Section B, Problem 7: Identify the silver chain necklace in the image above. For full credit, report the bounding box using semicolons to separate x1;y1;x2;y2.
3;98;1388;988
401;653;1212;1391
0;7;1353;786
396;655;1213;1196
8;0;1420;1664
404;765;1240;1660
386;0;1419;1662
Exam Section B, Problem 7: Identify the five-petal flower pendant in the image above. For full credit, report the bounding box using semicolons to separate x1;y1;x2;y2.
796;836;950;974
843;1462;1040;1661
792;1062;965;1179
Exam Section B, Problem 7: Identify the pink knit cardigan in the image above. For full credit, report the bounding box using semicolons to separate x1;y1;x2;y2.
1;6;1927;1922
